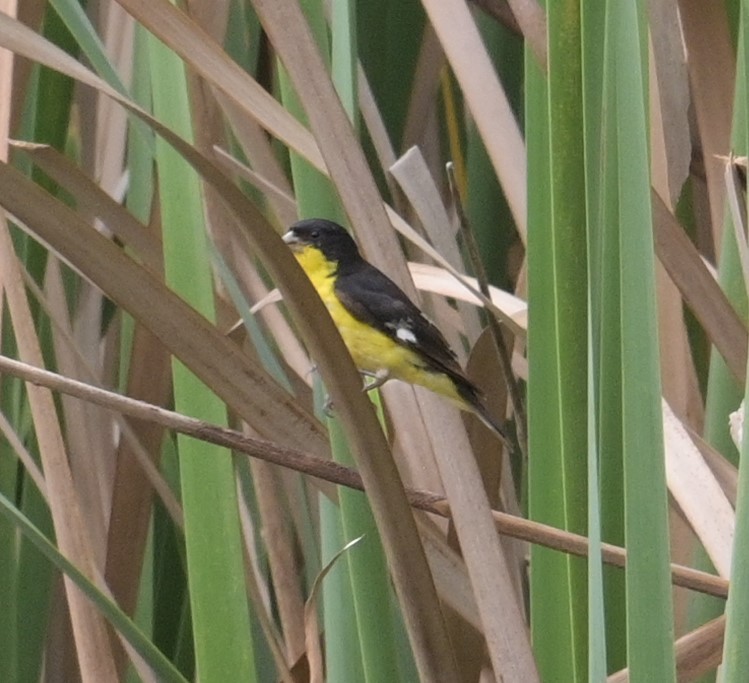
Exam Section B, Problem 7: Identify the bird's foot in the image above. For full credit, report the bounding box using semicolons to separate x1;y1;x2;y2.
322;395;335;417
320;370;389;415
362;369;390;393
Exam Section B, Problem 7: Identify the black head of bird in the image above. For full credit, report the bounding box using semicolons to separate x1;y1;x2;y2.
283;218;362;270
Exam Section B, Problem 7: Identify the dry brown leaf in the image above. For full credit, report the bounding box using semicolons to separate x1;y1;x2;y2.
390;146;482;342
213;145;298;223
90;2;133;201
415;390;539;681
409;262;527;332
419;518;481;630
251;460;306;663
304;535;364;683
677;0;735;247
46;259;111;565
649;0;691;208
236;472;297;683
213;93;298;227
608;615;725;682
656;259;705;434
105;321;177;620
503;0;547;69
652;192;747;385
420;0;527;240
11;142;162;270
402;23;444;159
663;400;734;578
114;0;325;170
0;218;119;681
358;62;398;174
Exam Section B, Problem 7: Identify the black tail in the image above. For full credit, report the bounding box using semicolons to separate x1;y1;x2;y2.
454;378;511;448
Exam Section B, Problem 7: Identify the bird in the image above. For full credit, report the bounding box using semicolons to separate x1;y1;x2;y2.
282;218;509;445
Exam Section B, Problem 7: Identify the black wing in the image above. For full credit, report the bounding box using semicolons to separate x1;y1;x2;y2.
334;262;466;380
335;261;508;441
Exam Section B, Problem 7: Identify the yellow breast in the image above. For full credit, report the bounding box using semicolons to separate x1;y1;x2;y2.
293;246;463;404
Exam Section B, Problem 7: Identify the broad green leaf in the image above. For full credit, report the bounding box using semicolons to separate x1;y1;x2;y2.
527;1;588;679
611;1;675;679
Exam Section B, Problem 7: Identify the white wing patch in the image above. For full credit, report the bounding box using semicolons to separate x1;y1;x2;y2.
387;320;418;345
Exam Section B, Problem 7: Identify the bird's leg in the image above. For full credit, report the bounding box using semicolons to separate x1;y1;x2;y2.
321;370;387;415
322;395;335;417
362;368;390;393
308;364;335;416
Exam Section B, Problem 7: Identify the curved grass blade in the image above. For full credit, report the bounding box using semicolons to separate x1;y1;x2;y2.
0;491;188;683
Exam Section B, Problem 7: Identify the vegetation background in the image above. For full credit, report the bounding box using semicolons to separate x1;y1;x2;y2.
0;0;745;681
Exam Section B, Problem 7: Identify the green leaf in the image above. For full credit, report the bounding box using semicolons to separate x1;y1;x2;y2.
527;1;588;679
329;414;405;683
148;27;256;683
611;1;676;679
720;17;749;680
0;491;188;683
49;0;129;95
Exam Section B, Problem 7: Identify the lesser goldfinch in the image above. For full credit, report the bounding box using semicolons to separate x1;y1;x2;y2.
283;218;508;444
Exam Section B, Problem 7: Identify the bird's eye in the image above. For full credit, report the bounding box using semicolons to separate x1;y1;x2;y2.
310;230;319;239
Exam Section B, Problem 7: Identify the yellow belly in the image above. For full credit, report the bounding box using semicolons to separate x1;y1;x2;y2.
294;247;463;403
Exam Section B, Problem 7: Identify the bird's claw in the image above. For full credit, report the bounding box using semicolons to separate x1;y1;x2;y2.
320;370;388;416
322;395;335;417
362;369;390;393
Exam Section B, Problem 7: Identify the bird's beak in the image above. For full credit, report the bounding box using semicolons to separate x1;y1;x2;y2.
282;230;297;245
